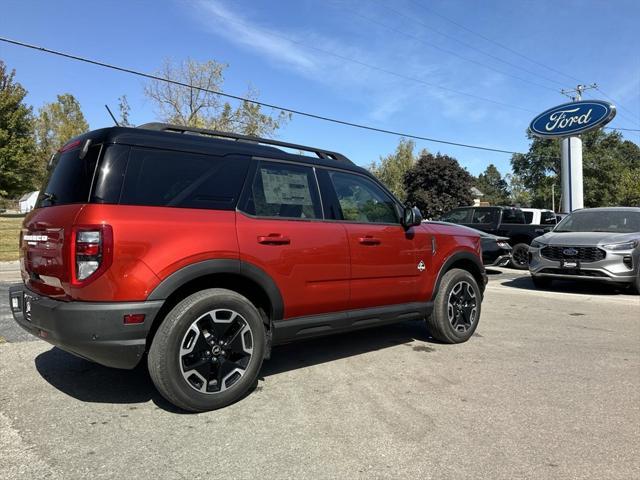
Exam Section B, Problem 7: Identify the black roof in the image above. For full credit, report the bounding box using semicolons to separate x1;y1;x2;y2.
73;123;369;176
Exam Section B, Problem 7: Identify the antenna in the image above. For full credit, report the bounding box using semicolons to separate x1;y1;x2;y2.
104;104;120;126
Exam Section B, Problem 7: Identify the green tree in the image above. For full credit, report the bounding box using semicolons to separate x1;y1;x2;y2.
403;152;474;219
118;95;133;127
144;58;291;137
475;164;510;205
505;173;533;207
511;129;640;208
0;61;38;197
34;93;89;181
369;138;418;201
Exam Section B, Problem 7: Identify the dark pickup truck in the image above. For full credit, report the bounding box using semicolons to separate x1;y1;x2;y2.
440;206;555;269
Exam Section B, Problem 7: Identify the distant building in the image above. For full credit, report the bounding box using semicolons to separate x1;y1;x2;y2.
470;187;485;206
19;191;39;213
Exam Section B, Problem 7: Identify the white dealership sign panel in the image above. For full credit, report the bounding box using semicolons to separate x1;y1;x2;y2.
560;136;583;212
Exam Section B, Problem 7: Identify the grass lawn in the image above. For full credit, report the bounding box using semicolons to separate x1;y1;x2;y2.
0;216;24;262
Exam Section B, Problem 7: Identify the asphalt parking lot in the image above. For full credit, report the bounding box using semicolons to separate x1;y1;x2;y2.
0;266;638;480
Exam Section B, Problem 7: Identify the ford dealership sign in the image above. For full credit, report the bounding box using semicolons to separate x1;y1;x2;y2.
529;100;616;138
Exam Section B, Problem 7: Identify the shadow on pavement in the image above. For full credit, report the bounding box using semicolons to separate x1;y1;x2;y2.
502;276;634;297
34;320;440;412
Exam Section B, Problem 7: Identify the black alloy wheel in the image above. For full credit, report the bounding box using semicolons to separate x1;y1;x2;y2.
179;309;253;394
511;243;530;270
446;280;478;333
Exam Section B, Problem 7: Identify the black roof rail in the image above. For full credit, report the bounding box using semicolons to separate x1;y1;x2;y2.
137;122;353;164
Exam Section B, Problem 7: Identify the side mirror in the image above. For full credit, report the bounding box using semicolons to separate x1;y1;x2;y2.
402;206;423;228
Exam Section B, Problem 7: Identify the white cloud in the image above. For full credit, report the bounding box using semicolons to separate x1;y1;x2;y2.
187;0;505;124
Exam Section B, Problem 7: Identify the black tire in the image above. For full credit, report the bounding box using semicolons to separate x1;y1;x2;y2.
633;274;640;295
510;243;530;270
426;268;481;344
531;275;552;289
148;288;265;412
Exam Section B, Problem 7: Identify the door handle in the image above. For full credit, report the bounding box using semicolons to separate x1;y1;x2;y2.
257;234;291;245
359;236;381;245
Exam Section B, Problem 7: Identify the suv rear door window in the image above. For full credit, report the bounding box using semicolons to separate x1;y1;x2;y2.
119;147;249;210
329;171;399;224
37;143;101;208
441;208;472;223
471;208;499;224
501;208;526;224
241;161;322;219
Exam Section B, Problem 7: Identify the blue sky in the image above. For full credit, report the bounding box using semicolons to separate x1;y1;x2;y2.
1;0;639;176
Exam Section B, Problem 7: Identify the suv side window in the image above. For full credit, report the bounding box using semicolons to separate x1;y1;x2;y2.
329;171;399;224
242;161;322;219
471;208;499;224
501;208;525;224
120;147;250;210
441;208;472;223
540;211;557;225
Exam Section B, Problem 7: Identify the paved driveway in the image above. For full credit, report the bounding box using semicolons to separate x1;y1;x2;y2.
1;269;638;479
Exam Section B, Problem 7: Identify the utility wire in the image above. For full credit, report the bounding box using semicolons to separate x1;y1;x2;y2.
0;36;543;156
408;0;640;126
409;0;583;85
195;10;535;114
369;0;566;89
330;1;560;93
595;86;640;127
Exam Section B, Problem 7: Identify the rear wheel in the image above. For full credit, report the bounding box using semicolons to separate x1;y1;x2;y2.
510;243;530;270
426;268;481;344
148;288;265;412
531;275;552;289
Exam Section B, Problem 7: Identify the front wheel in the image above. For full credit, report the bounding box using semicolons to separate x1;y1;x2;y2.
510;243;530;270
426;268;481;344
148;288;265;412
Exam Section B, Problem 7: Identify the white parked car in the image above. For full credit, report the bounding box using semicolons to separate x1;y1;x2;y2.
520;208;557;226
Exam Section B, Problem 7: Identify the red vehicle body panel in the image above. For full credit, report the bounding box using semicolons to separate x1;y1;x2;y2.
21;206;481;317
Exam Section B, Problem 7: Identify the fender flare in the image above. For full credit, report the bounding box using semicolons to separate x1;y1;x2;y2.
431;251;486;301
147;259;284;320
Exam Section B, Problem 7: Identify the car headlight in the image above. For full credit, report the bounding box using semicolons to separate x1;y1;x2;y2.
602;240;638;251
530;239;545;249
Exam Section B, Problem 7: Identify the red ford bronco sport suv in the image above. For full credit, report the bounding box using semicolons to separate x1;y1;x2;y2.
10;124;487;411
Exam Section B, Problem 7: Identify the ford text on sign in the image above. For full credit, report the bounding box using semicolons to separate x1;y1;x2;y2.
529;100;616;138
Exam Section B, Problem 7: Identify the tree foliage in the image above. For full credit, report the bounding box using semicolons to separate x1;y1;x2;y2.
369;138;418;201
144;58;291;137
475;164;510;205
34;93;89;182
118;95;133;127
511;129;640;209
403;152;474;219
0;61;37;197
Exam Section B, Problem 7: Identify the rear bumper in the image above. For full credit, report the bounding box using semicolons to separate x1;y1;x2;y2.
9;285;163;369
486;254;512;267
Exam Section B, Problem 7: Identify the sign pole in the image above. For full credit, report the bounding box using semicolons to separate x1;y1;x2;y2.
560;136;583;212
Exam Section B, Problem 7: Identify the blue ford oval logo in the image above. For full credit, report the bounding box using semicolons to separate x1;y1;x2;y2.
530;100;616;138
563;248;578;256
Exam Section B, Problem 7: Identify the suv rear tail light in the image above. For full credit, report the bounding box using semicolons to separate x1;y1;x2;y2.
71;225;113;286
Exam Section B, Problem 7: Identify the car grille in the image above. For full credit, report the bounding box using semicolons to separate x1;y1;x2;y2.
541;246;606;263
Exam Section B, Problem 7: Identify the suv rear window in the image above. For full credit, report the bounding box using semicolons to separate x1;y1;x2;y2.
540;211;557;225
36;143;101;208
119;147;250;210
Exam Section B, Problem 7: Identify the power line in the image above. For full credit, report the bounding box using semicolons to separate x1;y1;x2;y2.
594;86;640;127
370;0;567;89
1;35;546;157
605;127;640;132
409;0;583;85
329;1;561;93
408;0;640;126
196;9;536;114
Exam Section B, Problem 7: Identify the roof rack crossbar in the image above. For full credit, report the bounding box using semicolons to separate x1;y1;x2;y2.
137;122;352;164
